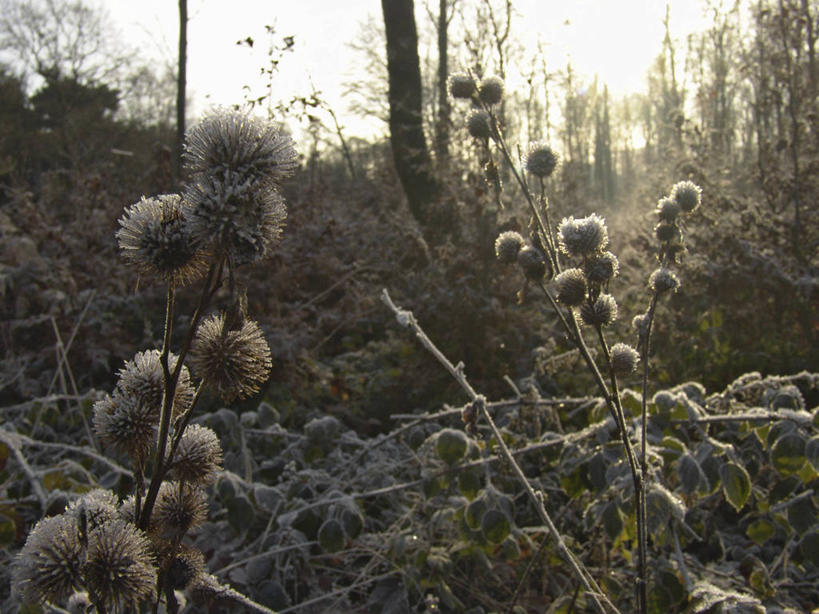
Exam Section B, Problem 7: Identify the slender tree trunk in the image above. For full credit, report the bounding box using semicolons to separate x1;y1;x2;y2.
176;0;188;181
381;0;439;233
435;0;450;167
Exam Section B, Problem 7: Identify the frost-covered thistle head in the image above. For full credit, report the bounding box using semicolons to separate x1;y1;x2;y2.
524;142;558;178
116;350;194;418
169;424;223;485
649;267;680;294
117;194;206;285
93;392;157;462
558;214;609;257
478;76;505;105
671;180;701;213
554;268;588;307
448;73;477;99
185;171;288;266
13;515;84;605
64;489;118;534
190;313;272;402
655;196;680;222
184;108;297;183
153;482;208;538
466;109;492;140
494;231;525;264
517;245;548;281
610;343;640;377
164;545;206;590
84;520;156;611
585;251;619;285
654;222;681;244
580;293;618;327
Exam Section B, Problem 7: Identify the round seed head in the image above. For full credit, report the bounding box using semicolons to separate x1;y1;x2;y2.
184;171;287;266
448;74;477;99
671;180;701;213
13;515;84;605
164;545;206;590
610;343;640;377
184;108;298;186
580;293;618;327
655;222;680;243
153;482;208;538
84;520;156;611
554;268;588;306
93;393;157;462
517;245;548;281
558;214;609;257
632;312;649;337
494;231;525;264
524;142;558;178
67;592;92;614
117;194;207;286
64;489;119;534
190;313;272;402
466;109;492;139
169;424;223;485
655;196;680;222
116;349;194;419
584;251;619;285
649;267;680;294
478;76;505;105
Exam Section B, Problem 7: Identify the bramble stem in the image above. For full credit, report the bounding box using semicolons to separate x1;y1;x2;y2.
381;289;619;614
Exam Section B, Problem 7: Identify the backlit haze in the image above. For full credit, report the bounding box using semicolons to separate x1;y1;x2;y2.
110;0;711;140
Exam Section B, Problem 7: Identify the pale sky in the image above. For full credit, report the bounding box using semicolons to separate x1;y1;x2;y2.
107;0;711;138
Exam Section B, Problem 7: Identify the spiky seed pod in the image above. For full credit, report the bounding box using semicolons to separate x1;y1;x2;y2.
558;214;609;257
190;313;272;402
494;231;525;264
671;180;701;213
66;592;92;614
164;545;206;590
584;251;619;285
116;350;194;419
12;515;84;605
466;109;492;139
448;74;477;99
554;268;588;306
153;482;208;538
117;194;207;286
93;393;157;462
610;343;640;377
184;171;287;266
169;424;223;485
655;222;680;243
84;520;156;612
580;293;618;327
64;490;119;535
478;76;505;105
184;108;298;185
632;312;649;337
649;267;680;294
524;142;558;178
517;245;548;281
655;196;680;222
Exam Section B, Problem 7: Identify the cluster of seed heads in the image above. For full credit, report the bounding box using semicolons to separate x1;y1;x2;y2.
15;108;297;612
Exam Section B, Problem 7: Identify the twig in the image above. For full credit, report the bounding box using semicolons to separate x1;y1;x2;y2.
381;289;618;614
0;429;48;508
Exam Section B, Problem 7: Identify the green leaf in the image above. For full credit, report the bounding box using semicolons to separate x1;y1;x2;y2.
805;436;819;472
318;518;345;553
436;429;468;465
602;500;623;541
771;432;806;476
678;454;705;495
720;461;751;512
787;495;816;535
746;518;775;545
481;509;511;544
457;468;481;499
798;531;819;567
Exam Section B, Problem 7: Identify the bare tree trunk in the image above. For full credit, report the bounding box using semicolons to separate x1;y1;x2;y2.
435;0;451;168
381;0;439;233
176;0;187;181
